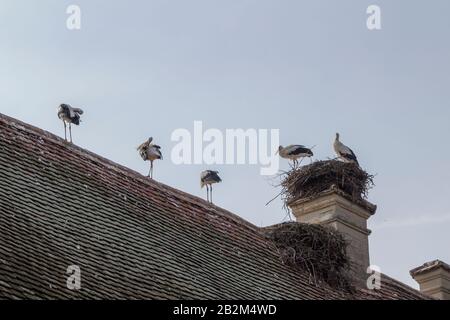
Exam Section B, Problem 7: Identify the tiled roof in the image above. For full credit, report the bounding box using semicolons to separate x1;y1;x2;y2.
0;113;428;300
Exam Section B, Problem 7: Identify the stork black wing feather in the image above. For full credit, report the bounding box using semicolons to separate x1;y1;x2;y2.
71;114;81;125
342;148;358;164
288;146;312;156
204;170;222;182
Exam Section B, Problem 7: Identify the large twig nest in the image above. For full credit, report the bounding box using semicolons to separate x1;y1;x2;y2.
264;222;353;291
281;160;375;208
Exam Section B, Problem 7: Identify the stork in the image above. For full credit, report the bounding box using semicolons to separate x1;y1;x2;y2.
57;104;84;143
200;170;221;203
333;133;359;165
137;137;163;178
277;145;313;167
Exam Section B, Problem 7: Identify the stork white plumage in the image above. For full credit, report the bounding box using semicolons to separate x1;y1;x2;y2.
333;133;359;165
57;104;84;143
137;137;163;178
277;145;314;167
200;170;222;203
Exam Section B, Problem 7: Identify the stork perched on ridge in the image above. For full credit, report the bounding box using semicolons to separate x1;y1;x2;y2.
333;133;359;165
137;137;163;179
277;145;313;167
57;104;84;143
200;170;221;203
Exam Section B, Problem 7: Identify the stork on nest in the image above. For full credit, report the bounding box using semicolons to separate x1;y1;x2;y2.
277;144;314;167
333;132;359;165
267;133;370;208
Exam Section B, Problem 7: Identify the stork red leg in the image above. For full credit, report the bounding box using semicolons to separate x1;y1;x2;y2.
63;122;67;141
148;161;153;178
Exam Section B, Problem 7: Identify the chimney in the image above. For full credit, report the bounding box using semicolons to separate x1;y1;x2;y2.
289;187;376;286
410;260;450;300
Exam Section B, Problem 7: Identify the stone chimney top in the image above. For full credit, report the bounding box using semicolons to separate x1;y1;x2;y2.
410;260;450;300
289;188;376;286
283;160;376;286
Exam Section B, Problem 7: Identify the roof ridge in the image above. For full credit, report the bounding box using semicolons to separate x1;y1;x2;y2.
0;112;259;232
380;273;430;299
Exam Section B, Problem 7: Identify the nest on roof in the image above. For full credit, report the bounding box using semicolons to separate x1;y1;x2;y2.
264;222;353;291
281;160;374;207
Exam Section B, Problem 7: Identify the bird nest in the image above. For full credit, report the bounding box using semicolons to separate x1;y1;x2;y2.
281;160;375;208
264;222;353;291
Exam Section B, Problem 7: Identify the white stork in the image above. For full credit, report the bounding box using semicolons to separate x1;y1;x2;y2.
200;170;222;203
333;133;359;165
277;145;313;167
137;137;163;178
57;104;84;143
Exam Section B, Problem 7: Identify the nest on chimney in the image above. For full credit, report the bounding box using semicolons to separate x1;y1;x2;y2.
264;222;354;291
280;160;374;209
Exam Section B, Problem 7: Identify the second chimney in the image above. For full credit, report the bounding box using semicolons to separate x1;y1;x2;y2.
289;186;376;286
410;260;450;300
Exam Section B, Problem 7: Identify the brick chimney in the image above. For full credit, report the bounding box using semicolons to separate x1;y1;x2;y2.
410;260;450;300
288;187;376;286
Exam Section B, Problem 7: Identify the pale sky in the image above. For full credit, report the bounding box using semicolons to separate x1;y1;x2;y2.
1;0;449;288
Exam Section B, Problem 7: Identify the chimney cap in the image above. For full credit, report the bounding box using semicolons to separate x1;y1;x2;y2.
410;259;450;277
288;186;377;215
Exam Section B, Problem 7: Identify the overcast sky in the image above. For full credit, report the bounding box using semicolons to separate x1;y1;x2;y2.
1;0;449;288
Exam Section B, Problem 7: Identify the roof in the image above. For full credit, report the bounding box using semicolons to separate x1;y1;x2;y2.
410;260;450;277
0;113;428;300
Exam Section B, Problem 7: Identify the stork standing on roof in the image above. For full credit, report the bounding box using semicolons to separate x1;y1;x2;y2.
277;145;313;167
333;133;359;165
200;170;221;203
137;137;163;179
57;104;84;143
